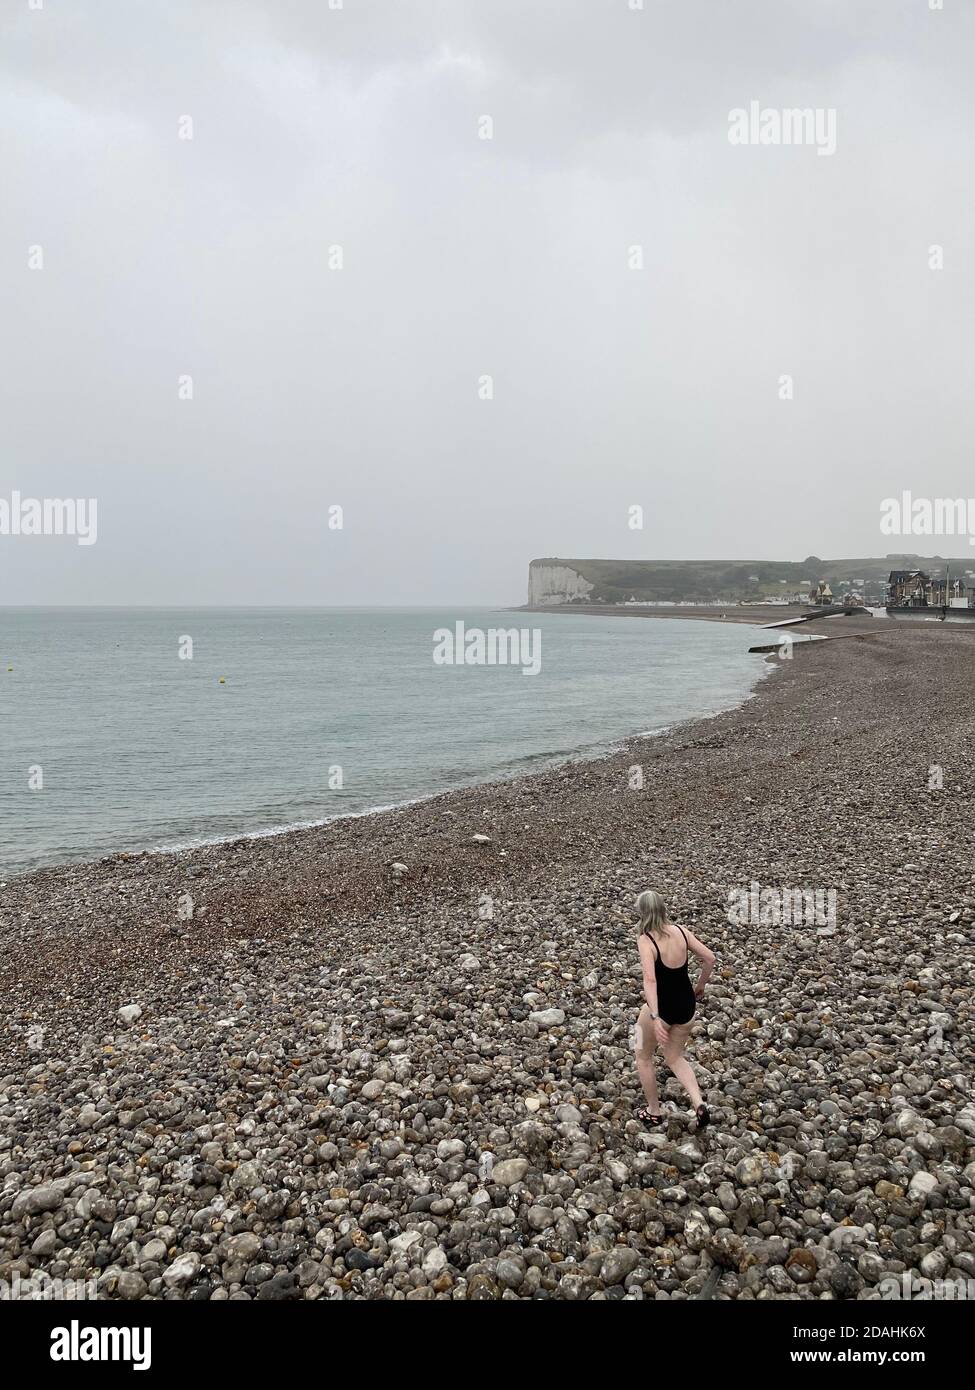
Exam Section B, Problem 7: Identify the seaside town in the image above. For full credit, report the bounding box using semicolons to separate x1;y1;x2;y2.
731;567;973;613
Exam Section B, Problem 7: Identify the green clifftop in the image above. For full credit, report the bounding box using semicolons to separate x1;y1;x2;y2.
528;555;963;605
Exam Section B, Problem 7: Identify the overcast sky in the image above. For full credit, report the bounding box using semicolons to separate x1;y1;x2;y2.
2;0;974;605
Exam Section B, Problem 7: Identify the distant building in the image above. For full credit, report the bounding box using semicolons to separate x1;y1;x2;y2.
887;569;970;608
887;569;928;606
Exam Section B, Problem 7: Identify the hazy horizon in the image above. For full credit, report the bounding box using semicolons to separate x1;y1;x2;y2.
3;0;974;605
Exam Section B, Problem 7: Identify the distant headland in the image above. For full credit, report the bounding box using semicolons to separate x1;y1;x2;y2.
526;555;975;608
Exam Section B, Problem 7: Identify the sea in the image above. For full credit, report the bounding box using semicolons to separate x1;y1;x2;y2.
0;607;769;878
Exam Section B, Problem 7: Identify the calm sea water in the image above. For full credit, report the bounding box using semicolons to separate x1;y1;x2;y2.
0;608;767;879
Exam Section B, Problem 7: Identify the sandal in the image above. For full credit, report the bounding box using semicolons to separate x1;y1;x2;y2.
695;1103;710;1130
635;1106;663;1127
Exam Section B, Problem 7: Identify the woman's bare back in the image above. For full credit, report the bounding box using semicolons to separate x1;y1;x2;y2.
651;922;689;968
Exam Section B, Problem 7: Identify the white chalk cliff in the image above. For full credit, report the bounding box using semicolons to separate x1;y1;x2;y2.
528;562;594;606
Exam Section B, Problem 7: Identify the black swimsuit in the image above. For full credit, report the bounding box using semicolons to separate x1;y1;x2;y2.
648;927;696;1025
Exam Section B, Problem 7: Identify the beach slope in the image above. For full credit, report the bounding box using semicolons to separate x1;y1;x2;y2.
2;628;974;1300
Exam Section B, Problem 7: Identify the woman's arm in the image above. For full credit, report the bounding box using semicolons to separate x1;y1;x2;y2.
683;927;716;997
637;935;670;1043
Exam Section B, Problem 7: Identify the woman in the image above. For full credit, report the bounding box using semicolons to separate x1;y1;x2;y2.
633;889;715;1128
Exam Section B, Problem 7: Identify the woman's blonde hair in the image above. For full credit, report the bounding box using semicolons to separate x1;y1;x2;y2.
636;889;668;938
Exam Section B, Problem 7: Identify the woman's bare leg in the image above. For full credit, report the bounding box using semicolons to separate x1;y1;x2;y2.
663;1021;703;1110
634;1006;660;1111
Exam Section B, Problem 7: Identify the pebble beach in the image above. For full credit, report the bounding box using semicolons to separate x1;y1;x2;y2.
2;618;975;1301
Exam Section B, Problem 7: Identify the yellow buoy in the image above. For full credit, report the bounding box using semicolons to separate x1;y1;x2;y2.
218;677;226;684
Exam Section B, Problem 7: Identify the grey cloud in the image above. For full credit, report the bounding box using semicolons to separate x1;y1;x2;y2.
2;1;973;604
